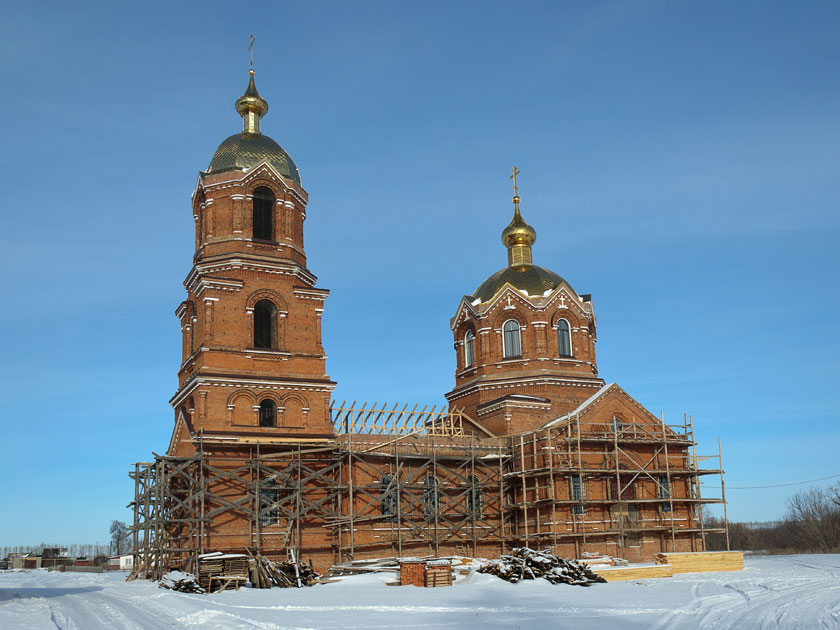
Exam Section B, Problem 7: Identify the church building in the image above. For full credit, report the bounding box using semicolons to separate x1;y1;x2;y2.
129;68;725;578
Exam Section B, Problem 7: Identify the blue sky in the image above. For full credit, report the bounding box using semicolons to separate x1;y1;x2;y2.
0;0;838;544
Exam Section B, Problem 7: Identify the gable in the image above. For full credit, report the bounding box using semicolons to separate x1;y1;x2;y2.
167;410;197;457
543;383;667;436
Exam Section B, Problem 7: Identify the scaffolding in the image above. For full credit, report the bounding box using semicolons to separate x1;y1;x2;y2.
128;404;726;580
503;411;727;558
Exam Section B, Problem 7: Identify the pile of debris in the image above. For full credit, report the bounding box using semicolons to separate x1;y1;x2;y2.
249;550;320;588
158;570;205;594
478;547;606;586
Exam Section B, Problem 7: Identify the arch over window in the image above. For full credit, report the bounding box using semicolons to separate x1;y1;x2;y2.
502;319;521;358
557;318;572;357
252;186;275;241
254;299;278;349
259;399;277;428
464;329;475;368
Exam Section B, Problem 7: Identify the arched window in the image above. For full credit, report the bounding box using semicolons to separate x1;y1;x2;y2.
467;476;483;519
258;477;281;526
571;474;586;515
557;319;572;357
464;330;475;368
259;399;277;428
658;475;672;513
423;475;440;519
380;475;397;522
502;319;521;358
252;186;275;241
254;299;278;349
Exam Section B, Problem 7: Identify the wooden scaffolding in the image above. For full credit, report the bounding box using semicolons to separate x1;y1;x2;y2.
128;404;726;580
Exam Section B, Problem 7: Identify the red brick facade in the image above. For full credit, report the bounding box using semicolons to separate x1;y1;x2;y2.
134;73;719;577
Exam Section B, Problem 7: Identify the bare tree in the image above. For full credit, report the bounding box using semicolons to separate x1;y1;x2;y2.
785;484;840;553
109;521;130;556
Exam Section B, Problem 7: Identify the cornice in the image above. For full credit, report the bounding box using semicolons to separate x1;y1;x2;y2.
445;374;604;402
171;373;337;408
183;257;319;292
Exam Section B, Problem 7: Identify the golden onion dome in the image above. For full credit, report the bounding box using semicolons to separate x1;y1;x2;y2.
501;197;537;249
205;70;301;184
235;69;269;119
471;177;573;303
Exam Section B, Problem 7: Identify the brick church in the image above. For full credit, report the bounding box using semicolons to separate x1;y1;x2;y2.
130;68;725;577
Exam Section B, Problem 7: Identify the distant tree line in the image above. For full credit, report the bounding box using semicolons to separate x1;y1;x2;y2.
706;482;840;554
2;519;133;559
1;543;110;559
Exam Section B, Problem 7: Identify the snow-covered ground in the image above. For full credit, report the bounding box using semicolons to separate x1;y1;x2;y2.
1;555;838;629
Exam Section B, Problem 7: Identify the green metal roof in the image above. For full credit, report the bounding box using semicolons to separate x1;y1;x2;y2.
206;132;301;184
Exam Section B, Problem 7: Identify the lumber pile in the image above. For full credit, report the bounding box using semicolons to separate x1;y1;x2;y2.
655;551;743;574
328;557;401;577
248;550;320;588
478;548;606;586
158;570;205;594
594;563;674;582
197;552;249;592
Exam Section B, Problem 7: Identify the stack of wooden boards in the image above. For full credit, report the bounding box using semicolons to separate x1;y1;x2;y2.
593;563;674;582
655;551;744;573
594;551;744;582
197;552;249;592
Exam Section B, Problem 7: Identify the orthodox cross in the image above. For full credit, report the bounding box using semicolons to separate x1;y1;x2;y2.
249;33;255;70
510;166;521;197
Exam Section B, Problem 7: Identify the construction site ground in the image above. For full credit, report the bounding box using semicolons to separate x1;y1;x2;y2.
1;554;838;629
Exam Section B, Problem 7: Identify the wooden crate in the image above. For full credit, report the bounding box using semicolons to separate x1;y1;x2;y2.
595;564;673;582
655;551;743;574
424;565;453;588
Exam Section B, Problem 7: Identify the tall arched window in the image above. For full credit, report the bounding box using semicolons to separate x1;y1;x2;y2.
464;330;475;368
252;186;275;241
254;299;278;349
467;476;483;519
502;319;521;358
423;475;440;519
259;399;277;428
557;319;572;357
258;477;281;526
380;475;397;522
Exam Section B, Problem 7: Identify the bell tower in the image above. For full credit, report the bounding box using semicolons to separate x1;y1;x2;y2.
168;66;336;455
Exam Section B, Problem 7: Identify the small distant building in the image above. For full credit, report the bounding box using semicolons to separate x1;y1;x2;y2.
11;552;40;570
107;555;134;571
41;548;73;569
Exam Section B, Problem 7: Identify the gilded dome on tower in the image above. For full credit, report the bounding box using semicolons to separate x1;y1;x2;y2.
473;264;567;303
205;70;301;184
472;173;573;303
